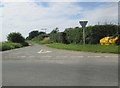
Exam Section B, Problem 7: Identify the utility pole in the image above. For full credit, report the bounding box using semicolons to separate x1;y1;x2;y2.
41;29;47;33
79;21;88;45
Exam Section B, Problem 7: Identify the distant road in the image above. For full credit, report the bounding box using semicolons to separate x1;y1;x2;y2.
2;44;118;86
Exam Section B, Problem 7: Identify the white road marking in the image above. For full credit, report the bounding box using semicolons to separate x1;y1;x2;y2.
40;55;117;58
56;56;69;58
41;56;52;58
96;56;101;57
46;51;52;53
105;56;118;58
38;49;52;54
78;56;84;58
87;56;100;58
17;55;118;59
17;56;26;58
70;56;84;58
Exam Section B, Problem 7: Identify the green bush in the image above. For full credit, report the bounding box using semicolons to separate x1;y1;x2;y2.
49;24;119;44
32;34;48;41
12;43;22;48
21;42;29;46
39;38;51;44
7;32;25;43
0;42;2;51
26;30;46;40
115;37;120;45
86;25;118;44
50;32;68;44
1;42;23;51
64;27;82;44
27;30;40;40
2;42;14;51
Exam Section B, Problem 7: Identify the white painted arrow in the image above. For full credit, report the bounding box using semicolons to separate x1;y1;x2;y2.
38;49;52;54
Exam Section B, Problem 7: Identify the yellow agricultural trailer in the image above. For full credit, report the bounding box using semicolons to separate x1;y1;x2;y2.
100;36;118;45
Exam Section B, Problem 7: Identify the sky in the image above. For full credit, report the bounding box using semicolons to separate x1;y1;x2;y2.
0;0;119;41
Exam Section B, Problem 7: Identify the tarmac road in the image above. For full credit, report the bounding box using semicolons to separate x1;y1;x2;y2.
2;44;118;86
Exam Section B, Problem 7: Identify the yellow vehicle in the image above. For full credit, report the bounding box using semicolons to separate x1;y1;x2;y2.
100;36;118;45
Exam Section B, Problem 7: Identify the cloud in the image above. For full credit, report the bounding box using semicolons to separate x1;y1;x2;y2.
82;2;118;25
1;2;118;41
2;2;82;41
2;0;120;2
2;0;34;2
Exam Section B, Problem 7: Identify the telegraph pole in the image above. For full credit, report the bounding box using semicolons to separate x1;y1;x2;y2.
41;29;47;33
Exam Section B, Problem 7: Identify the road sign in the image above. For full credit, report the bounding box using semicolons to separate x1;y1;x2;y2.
79;21;88;28
79;21;88;45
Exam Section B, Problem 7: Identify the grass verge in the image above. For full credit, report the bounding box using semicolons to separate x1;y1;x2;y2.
46;43;120;54
0;41;28;51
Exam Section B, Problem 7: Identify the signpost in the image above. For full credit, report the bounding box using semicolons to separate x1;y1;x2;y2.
79;21;88;44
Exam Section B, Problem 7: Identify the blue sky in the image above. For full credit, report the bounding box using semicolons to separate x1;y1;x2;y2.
36;2;108;20
0;0;118;41
35;2;104;8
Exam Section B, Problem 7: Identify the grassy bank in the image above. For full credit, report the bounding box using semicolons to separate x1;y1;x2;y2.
0;42;27;51
27;38;51;44
46;43;120;54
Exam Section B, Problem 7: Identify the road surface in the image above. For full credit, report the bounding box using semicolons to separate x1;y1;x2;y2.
2;44;118;86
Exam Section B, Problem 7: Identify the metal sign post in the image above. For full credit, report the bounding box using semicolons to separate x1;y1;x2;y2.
79;21;88;45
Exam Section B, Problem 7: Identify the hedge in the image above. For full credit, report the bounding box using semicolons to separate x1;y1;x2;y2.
49;24;120;44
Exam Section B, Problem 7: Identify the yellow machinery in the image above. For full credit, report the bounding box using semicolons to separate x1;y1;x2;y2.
100;36;118;45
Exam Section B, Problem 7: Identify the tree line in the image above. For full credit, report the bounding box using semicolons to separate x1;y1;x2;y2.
7;24;120;45
49;24;120;45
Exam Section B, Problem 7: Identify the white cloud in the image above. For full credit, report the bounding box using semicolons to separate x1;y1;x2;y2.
1;2;118;41
82;3;118;25
2;0;120;2
2;0;34;2
2;2;83;41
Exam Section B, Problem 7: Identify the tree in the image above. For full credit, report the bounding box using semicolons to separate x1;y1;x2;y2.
39;31;46;35
49;24;118;44
28;30;40;40
50;27;59;34
7;32;25;43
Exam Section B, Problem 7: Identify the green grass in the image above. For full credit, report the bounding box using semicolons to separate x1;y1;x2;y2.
27;38;51;44
46;43;120;54
0;41;23;51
